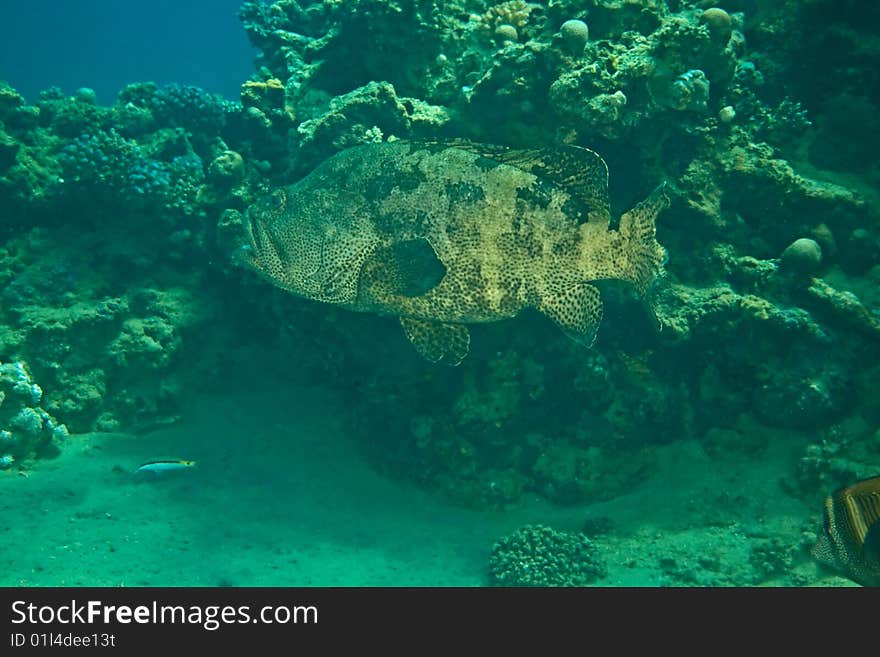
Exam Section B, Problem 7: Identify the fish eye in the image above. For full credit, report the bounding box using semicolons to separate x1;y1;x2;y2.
269;190;286;210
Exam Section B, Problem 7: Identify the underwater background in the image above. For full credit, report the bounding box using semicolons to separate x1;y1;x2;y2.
1;0;879;586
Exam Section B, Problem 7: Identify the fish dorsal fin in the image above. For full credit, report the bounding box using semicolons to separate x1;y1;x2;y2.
845;476;880;535
841;477;880;526
399;317;470;365
495;146;610;223
360;238;446;299
406;139;611;224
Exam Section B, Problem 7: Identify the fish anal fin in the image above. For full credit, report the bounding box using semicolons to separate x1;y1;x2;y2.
400;317;470;365
538;282;603;347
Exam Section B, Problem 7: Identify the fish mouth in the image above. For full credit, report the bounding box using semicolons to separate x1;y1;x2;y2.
239;209;259;268
243;210;339;299
242;210;280;273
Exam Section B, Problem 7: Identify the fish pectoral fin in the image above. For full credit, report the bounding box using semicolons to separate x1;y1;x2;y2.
538;282;603;347
361;238;446;299
400;317;470;365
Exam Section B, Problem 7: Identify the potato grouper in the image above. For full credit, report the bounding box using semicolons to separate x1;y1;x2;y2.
243;139;669;364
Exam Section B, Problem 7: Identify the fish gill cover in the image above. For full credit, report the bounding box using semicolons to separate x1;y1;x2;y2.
0;0;879;587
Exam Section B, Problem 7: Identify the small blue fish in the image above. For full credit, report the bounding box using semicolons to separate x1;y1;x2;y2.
135;459;197;475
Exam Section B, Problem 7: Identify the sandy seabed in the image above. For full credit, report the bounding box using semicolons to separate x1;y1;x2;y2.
0;381;849;587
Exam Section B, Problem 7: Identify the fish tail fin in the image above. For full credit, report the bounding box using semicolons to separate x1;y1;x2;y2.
618;182;670;296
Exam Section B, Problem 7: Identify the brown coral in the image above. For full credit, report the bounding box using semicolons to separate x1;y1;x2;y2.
480;1;539;33
241;78;286;111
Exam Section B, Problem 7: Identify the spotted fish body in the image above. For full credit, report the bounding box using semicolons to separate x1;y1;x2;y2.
244;140;669;364
812;476;880;586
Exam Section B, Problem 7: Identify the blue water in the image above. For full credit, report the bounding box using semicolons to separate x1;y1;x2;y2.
0;0;255;102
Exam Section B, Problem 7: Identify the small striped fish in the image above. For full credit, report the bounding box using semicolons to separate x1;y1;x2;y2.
812;475;880;586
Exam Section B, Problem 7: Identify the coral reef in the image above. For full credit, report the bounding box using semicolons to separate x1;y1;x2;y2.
0;360;68;467
488;524;607;586
0;0;878;553
0;81;232;441
198;2;865;517
0;228;213;434
56;128;206;215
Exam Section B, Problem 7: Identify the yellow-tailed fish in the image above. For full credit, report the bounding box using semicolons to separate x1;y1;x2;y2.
812;475;880;586
135;459;197;474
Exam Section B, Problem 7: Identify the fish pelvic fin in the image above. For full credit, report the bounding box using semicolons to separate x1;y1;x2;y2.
618;182;670;297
